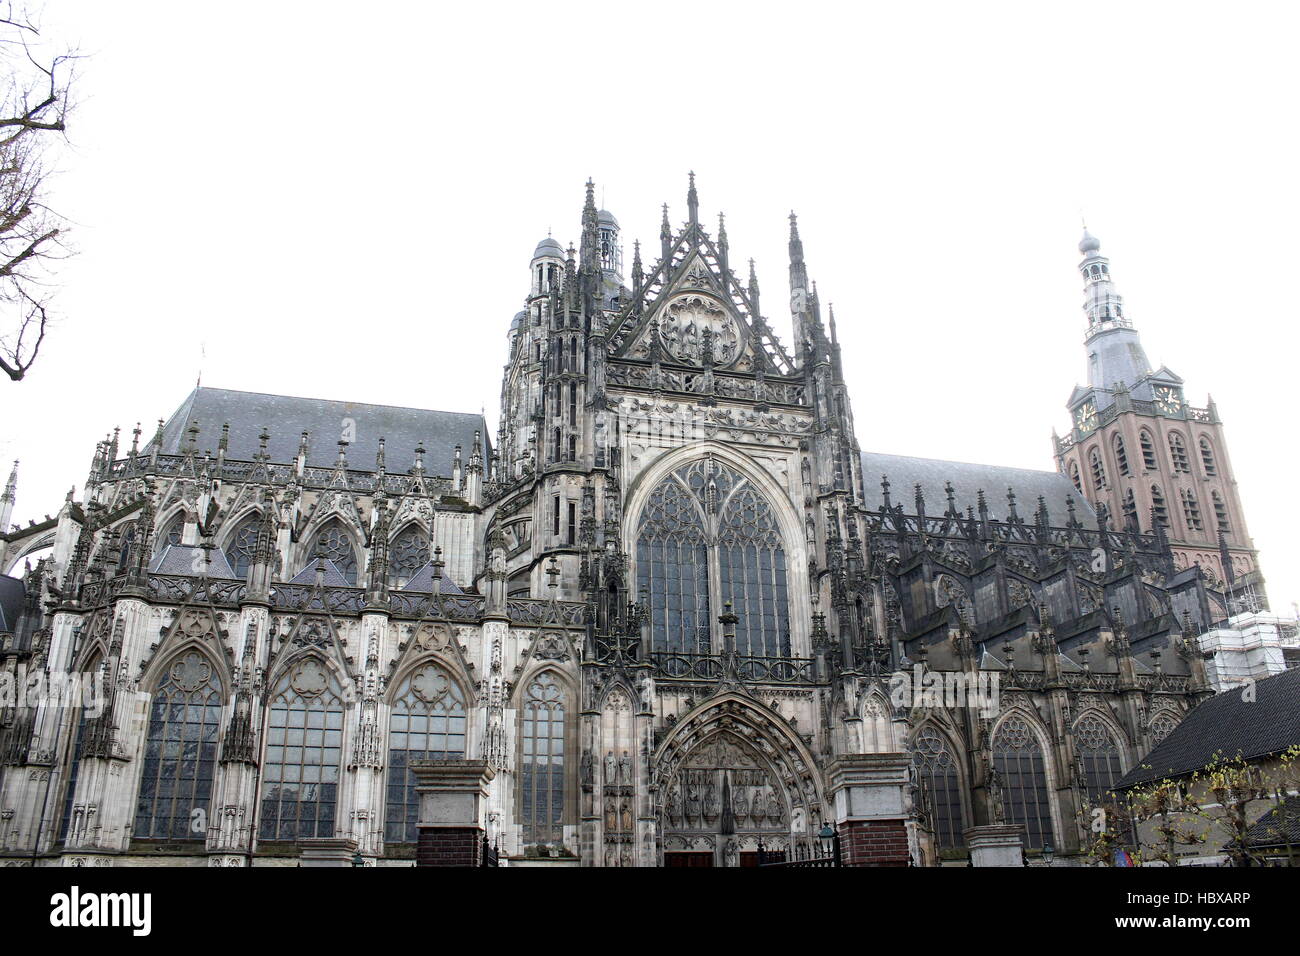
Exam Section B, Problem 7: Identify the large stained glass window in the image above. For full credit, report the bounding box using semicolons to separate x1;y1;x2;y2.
387;524;430;589
384;662;467;843
1075;714;1124;802
520;672;566;846
912;724;965;849
259;658;344;841
992;715;1054;850
636;458;791;656
134;651;223;839
223;515;260;580
313;518;358;585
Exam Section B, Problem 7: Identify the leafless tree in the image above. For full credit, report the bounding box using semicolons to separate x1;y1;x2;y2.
0;4;74;382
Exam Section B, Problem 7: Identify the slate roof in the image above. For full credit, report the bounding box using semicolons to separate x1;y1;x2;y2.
0;574;24;632
1114;667;1300;789
400;561;464;594
1240;794;1300;849
151;387;489;477
148;544;237;578
860;451;1095;527
288;558;351;587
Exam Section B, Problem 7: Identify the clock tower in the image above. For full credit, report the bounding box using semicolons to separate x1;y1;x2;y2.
1054;230;1263;603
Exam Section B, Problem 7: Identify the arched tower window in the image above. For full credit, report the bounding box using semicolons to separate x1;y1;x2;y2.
912;725;965;849
134;650;223;839
311;518;358;585
636;458;791;657
385;662;467;843
520;671;566;847
1199;438;1217;476
1151;485;1169;528
1139;430;1157;471
1088;448;1106;489
387;524;430;589
1068;461;1082;493
1180;489;1203;532
992;715;1054;850
259;658;344;841
222;515;260;580
1074;714;1124;801
1113;435;1130;476
1212;492;1231;534
1169;433;1190;473
1122;489;1138;531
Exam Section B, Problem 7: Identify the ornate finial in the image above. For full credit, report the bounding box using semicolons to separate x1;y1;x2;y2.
687;171;698;225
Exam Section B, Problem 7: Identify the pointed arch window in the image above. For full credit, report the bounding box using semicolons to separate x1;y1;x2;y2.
1151;485;1169;528
1148;711;1179;746
1113;435;1130;476
259;658;344;841
1074;714;1124;801
1088;447;1106;489
156;514;185;554
1068;461;1082;493
520;671;566;847
1199;438;1218;476
385;662;467;843
992;715;1054;850
636;459;791;658
912;725;965;849
134;651;223;839
58;654;103;843
387;524;430;589
1169;433;1190;473
1212;492;1230;534
1181;489;1203;532
1139;430;1157;471
861;696;894;753
312;518;358;585
223;515;260;580
1121;488;1138;532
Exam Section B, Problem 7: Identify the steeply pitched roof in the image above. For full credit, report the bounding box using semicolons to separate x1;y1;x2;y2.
289;558;351;587
1114;667;1300;789
401;561;464;594
1240;794;1300;849
0;574;24;632
152;387;489;477
860;451;1095;527
148;544;237;578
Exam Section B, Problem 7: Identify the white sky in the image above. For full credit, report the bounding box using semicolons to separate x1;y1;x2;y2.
4;2;1297;611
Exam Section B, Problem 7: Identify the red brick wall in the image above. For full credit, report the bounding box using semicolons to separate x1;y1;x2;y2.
841;820;910;867
416;826;483;867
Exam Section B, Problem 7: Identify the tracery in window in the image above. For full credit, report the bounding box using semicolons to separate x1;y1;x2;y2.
385;662;467;843
311;518;358;585
259;658;344;841
912;725;965;849
1074;714;1123;801
1148;711;1179;746
520;671;566;846
992;715;1054;850
387;524;430;589
223;515;260;580
157;514;185;554
1068;461;1082;493
134;651;223;839
636;458;791;657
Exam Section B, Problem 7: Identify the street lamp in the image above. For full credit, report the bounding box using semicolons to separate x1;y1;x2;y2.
351;851;365;868
1041;843;1054;866
818;822;837;862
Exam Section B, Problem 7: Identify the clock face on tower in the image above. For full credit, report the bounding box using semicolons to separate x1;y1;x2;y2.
1155;386;1182;414
1074;400;1097;433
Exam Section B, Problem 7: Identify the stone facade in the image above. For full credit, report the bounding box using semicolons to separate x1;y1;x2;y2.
0;176;1264;866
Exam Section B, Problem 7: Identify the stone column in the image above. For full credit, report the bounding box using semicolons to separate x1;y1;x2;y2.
412;759;495;867
825;754;912;867
964;823;1026;867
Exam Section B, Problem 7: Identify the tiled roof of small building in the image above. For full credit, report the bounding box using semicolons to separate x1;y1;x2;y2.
1114;667;1300;789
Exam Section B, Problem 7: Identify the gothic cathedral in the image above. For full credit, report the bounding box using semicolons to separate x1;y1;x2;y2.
0;176;1264;866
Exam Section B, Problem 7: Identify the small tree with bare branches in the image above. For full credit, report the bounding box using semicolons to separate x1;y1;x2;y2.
0;4;74;382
